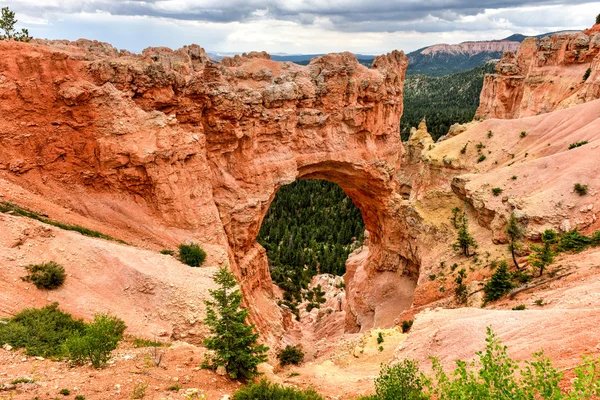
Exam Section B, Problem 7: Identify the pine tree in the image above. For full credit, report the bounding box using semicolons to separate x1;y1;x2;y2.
529;229;557;277
203;267;269;380
483;261;514;303
454;268;468;304
453;210;478;257
506;213;524;270
0;7;31;42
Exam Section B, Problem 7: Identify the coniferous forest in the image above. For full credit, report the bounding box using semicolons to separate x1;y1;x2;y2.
257;180;364;312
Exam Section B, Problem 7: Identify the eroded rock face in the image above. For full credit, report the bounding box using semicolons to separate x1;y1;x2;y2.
476;28;600;120
0;40;416;338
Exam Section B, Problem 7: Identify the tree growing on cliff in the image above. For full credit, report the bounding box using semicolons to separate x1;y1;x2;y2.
0;7;31;42
452;210;478;257
506;213;524;270
529;229;558;277
596;13;600;25
202;267;269;380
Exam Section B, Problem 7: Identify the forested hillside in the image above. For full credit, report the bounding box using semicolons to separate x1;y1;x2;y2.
401;62;496;140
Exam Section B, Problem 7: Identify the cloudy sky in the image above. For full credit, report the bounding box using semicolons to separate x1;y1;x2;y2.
4;1;599;55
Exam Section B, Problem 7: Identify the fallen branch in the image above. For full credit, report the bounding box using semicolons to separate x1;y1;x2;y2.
509;271;575;299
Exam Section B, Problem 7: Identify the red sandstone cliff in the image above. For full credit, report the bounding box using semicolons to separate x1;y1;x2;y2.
475;28;600;119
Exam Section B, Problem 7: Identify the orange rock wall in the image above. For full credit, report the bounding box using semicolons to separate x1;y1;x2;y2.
476;29;600;119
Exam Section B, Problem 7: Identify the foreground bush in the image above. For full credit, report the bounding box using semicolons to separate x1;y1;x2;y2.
64;314;126;368
0;303;126;367
483;261;513;303
277;345;305;366
22;261;66;290
364;328;600;400
0;303;85;357
232;379;323;400
178;242;207;267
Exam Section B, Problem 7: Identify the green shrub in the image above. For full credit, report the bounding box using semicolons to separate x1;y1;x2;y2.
0;201;125;243
512;175;518;180
477;154;486;163
520;131;527;138
574;183;588;195
22;262;66;290
487;130;494;138
132;337;168;348
277;345;305;367
11;378;34;384
59;388;71;396
131;382;148;399
583;68;592;81
75;396;85;400
372;360;428;400
492;187;503;196
63;314;126;368
557;228;593;253
428;274;436;281
159;249;174;256
401;320;414;333
569;141;589;150
454;268;468;304
592;230;600;246
0;303;85;357
378;345;384;352
460;143;468;154
178;243;207;267
512;304;526;310
167;383;182;391
377;332;384;345
233;379;323;400
483;261;513;303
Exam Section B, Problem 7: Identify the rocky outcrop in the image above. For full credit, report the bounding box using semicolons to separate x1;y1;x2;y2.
421;40;520;56
0;39;416;339
476;28;600;119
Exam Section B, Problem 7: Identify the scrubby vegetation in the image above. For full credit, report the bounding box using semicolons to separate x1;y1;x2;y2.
401;320;414;333
491;187;503;196
233;379;323;400
361;328;600;399
506;213;524;270
569;140;589;150
400;63;496;140
454;268;468;304
22;261;66;290
574;183;588;195
0;303;125;367
0;201;126;243
583;67;592;81
529;229;558;277
178;242;207;267
203;267;269;380
277;345;305;367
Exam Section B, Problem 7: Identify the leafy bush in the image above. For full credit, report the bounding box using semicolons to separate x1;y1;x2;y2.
131;382;148;399
574;183;588;195
0;303;85;357
583;67;592;81
64;314;126;368
159;249;174;256
483;261;513;303
132;337;168;348
569;141;589;150
477;154;486;162
167;383;182;391
233;379;323;400
22;262;66;290
512;304;526;310
520;131;527;138
59;388;71;396
557;229;593;253
277;345;305;367
377;332;384;345
11;378;34;384
75;396;85;400
401;320;414;333
592;230;600;246
372;360;429;400
492;187;503;196
178;243;207;267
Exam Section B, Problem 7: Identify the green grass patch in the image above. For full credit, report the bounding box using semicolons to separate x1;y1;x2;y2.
132;337;169;348
0;201;126;244
233;379;323;400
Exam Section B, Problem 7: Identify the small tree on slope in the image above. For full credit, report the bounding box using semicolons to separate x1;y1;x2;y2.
453;210;478;257
529;229;557;277
203;267;269;380
0;7;31;42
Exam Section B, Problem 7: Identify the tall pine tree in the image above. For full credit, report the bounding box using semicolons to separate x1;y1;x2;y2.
453;210;478;257
203;267;269;380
